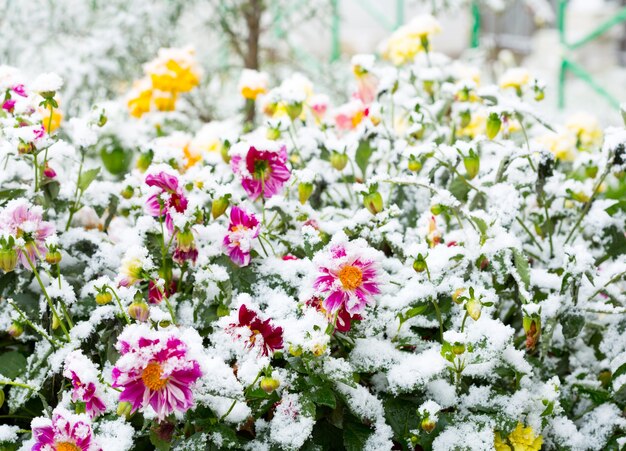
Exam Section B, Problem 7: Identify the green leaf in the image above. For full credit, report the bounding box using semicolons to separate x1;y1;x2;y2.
612;362;626;383
172;433;208;451
512;249;531;292
561;312;585;339
343;418;373;451
355;140;373;179
449;177;470;202
149;429;172;451
383;396;420;441
309;384;336;409
78;167;100;191
0;351;27;379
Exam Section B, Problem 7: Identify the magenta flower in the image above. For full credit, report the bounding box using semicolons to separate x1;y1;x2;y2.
32;407;100;451
12;84;27;97
0;200;55;269
231;144;291;200
2;99;16;113
63;351;107;418
112;324;202;421
229;305;284;356
223;206;260;267
145;171;188;233
313;244;380;315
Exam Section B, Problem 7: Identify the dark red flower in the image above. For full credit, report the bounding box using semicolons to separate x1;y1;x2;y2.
231;305;283;356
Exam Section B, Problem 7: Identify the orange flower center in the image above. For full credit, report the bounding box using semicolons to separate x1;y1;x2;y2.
142;361;168;391
56;442;81;451
338;265;363;291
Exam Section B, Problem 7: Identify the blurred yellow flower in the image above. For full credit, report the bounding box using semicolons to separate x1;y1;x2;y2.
384;14;441;65
499;68;531;91
565;112;603;151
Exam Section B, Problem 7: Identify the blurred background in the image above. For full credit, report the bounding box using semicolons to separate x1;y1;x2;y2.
1;0;624;124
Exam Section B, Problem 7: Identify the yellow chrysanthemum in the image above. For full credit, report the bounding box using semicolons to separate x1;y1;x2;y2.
495;423;543;451
537;131;577;162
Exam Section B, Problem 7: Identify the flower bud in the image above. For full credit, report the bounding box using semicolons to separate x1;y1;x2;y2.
466;298;481;321
421;416;436;433
330;151;348;171
430;204;444;215
534;87;545;101
408;155;422;172
45;250;62;265
486;113;501;140
18;140;35;155
116;401;133;419
286;102;303;121
463;150;480;180
0;389;4;409
266;128;281;140
523;315;541;351
452;288;465;304
97;113;108;127
0;248;18;273
289;345;302;357
75;401;86;414
598;369;612;388
452;343;465;355
121;186;134;199
43;163;57;179
176;229;195;252
95;291;113;305
136;152;153;172
260;377;280;394
363;191;383;215
212;196;230;220
413;254;427;273
128;301;150;322
423;80;434;95
7;322;24;338
298;182;314;205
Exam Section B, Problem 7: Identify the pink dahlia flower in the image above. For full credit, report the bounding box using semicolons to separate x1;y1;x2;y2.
306;296;362;333
231;144;290;200
112;324;202;420
32;407;100;451
12;84;27;97
0;200;55;269
223;206;260;267
145;171;188;233
313;244;380;315
229;304;283;356
63;351;107;418
2;99;16;113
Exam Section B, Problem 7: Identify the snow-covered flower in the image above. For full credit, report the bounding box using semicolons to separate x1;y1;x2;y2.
229;304;283;356
499;67;531;91
313;243;381;315
223;206;260;267
145;171;188;233
31;406;99;451
238;68;269;100
230;142;291;200
334;99;369;131
111;324;202;420
0;200;55;269
63;351;107;418
31;72;63;94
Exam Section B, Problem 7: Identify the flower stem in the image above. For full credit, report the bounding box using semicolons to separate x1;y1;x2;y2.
24;252;70;341
6;298;60;347
431;300;444;342
106;286;131;324
220;371;263;421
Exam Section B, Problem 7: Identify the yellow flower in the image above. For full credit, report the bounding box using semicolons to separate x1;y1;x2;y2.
565;112;603;151
495;423;543;451
537;131;577;162
384;15;441;65
238;69;269;100
145;47;201;93
40;105;63;133
153;90;178;112
127;78;153;118
499;68;531;91
457;111;487;139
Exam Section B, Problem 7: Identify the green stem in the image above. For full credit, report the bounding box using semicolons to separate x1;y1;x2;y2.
6;298;60;347
220;371;263;421
24;252;70;341
564;167;610;245
431;300;443;342
106;286;131;324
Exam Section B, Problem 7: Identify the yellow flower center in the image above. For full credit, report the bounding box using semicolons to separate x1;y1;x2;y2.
338;265;363;291
142;361;168;391
56;442;81;451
